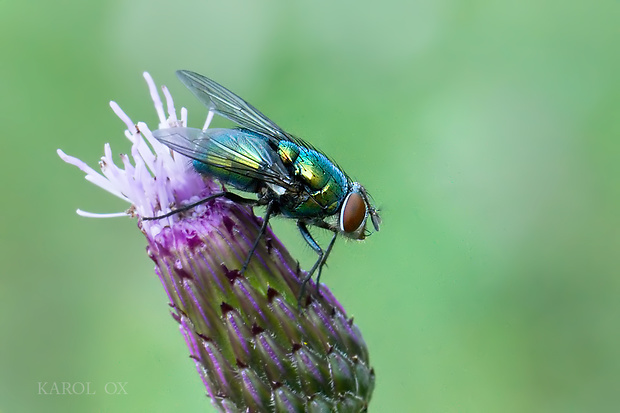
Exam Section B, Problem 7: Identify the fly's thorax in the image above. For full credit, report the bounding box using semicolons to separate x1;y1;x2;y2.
277;140;299;165
277;141;348;219
278;141;337;190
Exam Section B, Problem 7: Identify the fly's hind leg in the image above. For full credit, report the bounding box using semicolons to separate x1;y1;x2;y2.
142;191;275;275
241;199;275;274
142;191;258;220
142;192;230;220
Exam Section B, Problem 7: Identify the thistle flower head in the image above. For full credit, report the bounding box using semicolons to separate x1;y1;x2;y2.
58;72;374;412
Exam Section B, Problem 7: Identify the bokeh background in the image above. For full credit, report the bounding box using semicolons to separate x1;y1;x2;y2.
2;0;619;411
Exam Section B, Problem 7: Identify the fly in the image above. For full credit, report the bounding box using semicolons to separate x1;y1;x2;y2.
145;70;381;301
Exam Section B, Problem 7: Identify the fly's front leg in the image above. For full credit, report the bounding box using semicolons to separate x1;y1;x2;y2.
297;221;338;304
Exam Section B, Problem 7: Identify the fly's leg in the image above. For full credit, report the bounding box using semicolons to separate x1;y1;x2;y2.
241;200;275;274
297;221;338;305
142;191;273;276
142;192;257;220
315;232;337;287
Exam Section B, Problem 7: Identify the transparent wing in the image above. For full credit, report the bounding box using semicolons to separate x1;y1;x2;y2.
152;127;295;190
177;70;290;141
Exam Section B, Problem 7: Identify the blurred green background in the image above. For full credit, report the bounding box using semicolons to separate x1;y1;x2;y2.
2;0;619;411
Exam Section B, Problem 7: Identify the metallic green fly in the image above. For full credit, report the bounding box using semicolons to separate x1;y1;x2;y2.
146;70;381;300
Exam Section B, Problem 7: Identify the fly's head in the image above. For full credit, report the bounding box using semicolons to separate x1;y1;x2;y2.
338;182;381;240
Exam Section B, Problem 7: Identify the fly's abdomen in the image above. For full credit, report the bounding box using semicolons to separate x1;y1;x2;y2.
278;141;348;217
192;129;281;193
193;159;260;192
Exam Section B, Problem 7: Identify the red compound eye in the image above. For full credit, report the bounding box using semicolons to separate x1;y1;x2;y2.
340;192;367;234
